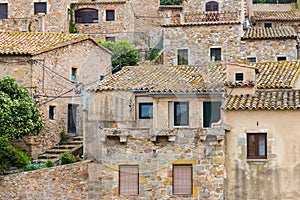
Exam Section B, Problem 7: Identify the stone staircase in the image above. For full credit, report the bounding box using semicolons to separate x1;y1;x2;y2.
35;136;83;164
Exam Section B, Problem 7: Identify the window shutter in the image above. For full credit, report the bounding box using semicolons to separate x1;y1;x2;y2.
34;2;47;14
173;165;192;195
0;3;8;19
119;165;139;195
205;1;219;11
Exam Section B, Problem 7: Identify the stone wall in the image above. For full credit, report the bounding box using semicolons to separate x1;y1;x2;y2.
252;3;293;12
241;38;298;62
0;161;90;199
163;24;242;65
0;0;73;33
86;128;226;199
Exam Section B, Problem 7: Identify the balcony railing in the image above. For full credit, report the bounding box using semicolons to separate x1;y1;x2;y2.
183;11;240;24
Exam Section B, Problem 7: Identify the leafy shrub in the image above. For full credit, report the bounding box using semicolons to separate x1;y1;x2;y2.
60;152;76;165
60;130;70;144
146;48;159;61
160;0;183;5
24;163;46;171
0;136;31;170
46;160;54;167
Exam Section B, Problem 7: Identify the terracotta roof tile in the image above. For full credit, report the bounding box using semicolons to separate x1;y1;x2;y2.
224;90;300;110
254;61;300;89
242;27;297;40
92;65;226;93
0;32;88;55
253;11;300;21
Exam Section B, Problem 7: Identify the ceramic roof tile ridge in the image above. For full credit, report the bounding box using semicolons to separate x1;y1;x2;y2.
0;32;106;55
253;11;300;21
242;26;297;40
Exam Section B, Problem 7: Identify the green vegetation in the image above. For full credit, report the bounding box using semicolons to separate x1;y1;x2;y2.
146;48;159;61
97;40;140;73
60;152;77;165
160;0;183;5
69;3;78;33
0;136;31;172
60;130;70;144
0;77;43;140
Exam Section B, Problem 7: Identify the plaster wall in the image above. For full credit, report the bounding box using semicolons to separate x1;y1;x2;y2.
224;109;300;199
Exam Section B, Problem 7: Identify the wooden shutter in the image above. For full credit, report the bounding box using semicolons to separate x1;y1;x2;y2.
173;165;192;195
247;133;267;159
177;49;188;65
0;3;8;19
119;165;139;195
106;10;115;21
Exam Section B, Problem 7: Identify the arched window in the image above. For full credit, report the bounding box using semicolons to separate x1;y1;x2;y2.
205;1;219;11
75;8;98;23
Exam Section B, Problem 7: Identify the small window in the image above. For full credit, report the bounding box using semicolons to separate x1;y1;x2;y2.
34;2;47;15
174;102;189;126
139;103;153;119
119;165;139;195
49;106;56;120
210;48;221;61
247;57;257;63
0;3;8;19
277;56;286;61
203;101;221;128
106;37;116;42
247;133;267;159
173;165;193;195
177;49;188;65
205;1;219;11
264;23;272;28
71;67;77;82
106;10;115;21
75;8;98;23
235;73;244;82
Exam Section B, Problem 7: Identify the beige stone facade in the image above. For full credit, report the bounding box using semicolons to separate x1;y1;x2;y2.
0;32;112;158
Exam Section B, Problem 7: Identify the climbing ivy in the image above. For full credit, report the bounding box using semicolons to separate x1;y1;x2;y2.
69;3;78;33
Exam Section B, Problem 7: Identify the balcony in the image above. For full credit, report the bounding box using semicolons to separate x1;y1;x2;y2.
162;11;240;26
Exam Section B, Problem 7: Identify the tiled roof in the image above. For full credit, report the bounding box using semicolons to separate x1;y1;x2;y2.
92;65;227;93
225;90;300;110
253;11;300;21
254;61;300;89
0;32;89;55
242;27;297;40
73;1;126;5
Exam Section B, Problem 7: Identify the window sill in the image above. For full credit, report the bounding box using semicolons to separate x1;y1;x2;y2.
247;159;267;164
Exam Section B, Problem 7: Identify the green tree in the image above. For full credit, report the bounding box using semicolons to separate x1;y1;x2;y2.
160;0;183;5
0;77;43;139
97;40;140;73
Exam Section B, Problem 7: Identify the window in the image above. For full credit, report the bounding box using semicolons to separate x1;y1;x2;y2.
205;1;219;11
0;3;8;19
106;36;116;42
34;2;47;15
235;73;244;82
277;56;286;61
247;133;267;159
177;49;188;65
71;67;77;82
106;10;115;21
264;23;272;28
210;48;221;61
139;103;153;119
49;106;56;120
247;57;257;63
75;8;98;23
174;102;189;126
173;165;192;195
203;101;221;128
119;165;139;195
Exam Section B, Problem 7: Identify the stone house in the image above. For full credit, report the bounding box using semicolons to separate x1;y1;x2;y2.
0;0;75;32
241;26;299;62
223;60;300;199
0;31;112;158
83;64;227;199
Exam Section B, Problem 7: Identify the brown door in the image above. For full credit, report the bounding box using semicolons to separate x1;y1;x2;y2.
67;104;77;134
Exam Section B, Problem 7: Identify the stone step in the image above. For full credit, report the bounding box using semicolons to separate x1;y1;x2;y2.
64;140;83;145
72;136;83;141
38;154;61;159
56;144;79;149
45;149;70;154
34;159;57;164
